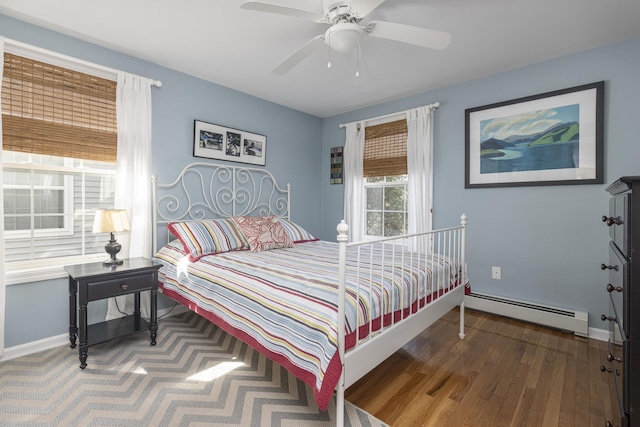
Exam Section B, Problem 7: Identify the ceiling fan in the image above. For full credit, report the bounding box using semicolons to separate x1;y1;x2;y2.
241;0;452;75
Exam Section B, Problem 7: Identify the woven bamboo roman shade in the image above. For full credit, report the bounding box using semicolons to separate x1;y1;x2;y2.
363;118;408;177
1;53;117;162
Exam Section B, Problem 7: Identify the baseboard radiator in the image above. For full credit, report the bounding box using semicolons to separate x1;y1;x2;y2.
465;292;589;337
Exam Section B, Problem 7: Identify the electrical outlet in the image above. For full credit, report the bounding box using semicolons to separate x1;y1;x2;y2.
492;266;501;280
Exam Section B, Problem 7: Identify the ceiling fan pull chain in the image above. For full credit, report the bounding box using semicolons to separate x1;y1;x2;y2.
355;44;360;77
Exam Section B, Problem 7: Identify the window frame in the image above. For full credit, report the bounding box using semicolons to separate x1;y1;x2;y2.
3;159;75;240
3;158;117;286
362;175;409;240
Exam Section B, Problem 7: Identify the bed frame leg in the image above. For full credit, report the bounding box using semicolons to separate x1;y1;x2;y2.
459;300;466;339
336;369;345;427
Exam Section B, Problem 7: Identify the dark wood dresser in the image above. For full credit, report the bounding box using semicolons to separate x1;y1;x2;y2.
603;177;640;427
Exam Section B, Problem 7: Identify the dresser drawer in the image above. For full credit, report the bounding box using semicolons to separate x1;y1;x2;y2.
603;339;626;426
607;242;629;336
606;195;629;255
87;272;156;301
608;292;627;342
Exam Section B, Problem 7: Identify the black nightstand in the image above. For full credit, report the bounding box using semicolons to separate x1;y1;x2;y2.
64;257;162;369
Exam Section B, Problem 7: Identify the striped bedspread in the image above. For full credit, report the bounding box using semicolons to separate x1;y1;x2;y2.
153;239;463;410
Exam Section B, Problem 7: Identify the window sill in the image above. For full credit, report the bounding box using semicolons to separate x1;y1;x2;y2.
5;254;107;286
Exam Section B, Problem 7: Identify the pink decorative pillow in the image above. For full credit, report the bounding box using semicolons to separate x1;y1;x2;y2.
232;216;294;252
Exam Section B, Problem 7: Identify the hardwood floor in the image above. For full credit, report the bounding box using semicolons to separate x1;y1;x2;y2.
345;308;613;427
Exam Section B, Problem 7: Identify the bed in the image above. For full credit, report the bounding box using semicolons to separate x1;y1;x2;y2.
151;162;468;426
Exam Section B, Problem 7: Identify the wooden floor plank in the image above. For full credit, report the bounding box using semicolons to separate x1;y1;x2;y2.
345;308;611;427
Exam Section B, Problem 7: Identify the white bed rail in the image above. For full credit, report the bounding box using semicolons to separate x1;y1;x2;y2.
335;214;467;426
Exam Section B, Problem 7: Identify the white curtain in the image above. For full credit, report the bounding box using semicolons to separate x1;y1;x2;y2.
0;38;6;357
343;122;365;242
105;72;154;321
406;106;434;251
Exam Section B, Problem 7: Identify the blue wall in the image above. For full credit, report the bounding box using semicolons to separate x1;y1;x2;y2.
321;36;640;329
3;11;640;348
1;13;323;348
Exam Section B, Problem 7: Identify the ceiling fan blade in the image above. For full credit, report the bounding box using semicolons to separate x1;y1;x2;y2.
272;35;326;75
241;1;326;23
350;0;387;18
367;21;452;50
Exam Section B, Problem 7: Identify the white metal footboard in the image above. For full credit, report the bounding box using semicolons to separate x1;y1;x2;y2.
335;214;467;426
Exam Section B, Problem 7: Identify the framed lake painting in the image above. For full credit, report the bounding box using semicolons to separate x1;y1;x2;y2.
465;81;604;188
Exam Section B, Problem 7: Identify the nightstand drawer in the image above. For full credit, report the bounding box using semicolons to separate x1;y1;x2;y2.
87;272;155;301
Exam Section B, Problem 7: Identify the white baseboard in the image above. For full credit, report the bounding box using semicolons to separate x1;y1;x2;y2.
1;332;70;362
465;292;589;337
588;327;610;342
1;304;189;362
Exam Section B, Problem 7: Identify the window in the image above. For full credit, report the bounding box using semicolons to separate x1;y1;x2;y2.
364;175;408;237
2;52;118;281
362;119;408;238
3;153;116;263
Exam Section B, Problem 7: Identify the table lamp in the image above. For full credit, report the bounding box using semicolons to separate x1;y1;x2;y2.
93;209;130;266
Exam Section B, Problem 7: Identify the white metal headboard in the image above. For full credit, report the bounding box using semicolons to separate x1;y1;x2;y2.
152;162;290;252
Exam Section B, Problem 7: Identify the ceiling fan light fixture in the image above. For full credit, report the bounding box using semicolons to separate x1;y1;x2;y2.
324;23;364;53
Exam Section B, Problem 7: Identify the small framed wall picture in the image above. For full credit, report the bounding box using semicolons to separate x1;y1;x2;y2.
193;120;266;166
330;146;343;185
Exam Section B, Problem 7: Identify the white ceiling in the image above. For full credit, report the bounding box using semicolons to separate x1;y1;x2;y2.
1;0;640;118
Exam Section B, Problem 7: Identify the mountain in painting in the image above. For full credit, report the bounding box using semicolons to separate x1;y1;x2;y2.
499;121;579;145
529;121;579;145
480;138;516;150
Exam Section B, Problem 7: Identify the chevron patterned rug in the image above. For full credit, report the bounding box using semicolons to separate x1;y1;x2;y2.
0;311;388;427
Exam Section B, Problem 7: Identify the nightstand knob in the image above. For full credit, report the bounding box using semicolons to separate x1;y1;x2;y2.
606;283;623;293
120;283;128;290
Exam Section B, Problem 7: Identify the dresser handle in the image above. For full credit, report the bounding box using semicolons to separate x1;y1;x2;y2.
120;284;128;290
602;215;623;226
606;283;623;293
600;263;618;271
601;314;616;322
606;352;622;363
600;365;620;376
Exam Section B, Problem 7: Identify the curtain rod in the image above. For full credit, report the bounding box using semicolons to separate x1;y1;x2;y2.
338;102;440;128
3;37;162;87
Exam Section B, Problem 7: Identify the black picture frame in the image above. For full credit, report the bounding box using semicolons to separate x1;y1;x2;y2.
465;81;604;188
193;120;266;166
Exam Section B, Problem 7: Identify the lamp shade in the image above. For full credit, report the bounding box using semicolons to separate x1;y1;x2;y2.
93;209;131;233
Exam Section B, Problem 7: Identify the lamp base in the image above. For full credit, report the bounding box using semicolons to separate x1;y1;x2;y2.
103;258;124;267
103;232;124;267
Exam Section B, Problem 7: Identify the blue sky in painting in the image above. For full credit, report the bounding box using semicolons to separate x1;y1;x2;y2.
480;104;579;142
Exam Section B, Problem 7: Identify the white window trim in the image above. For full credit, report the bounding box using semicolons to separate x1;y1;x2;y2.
4;253;109;286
